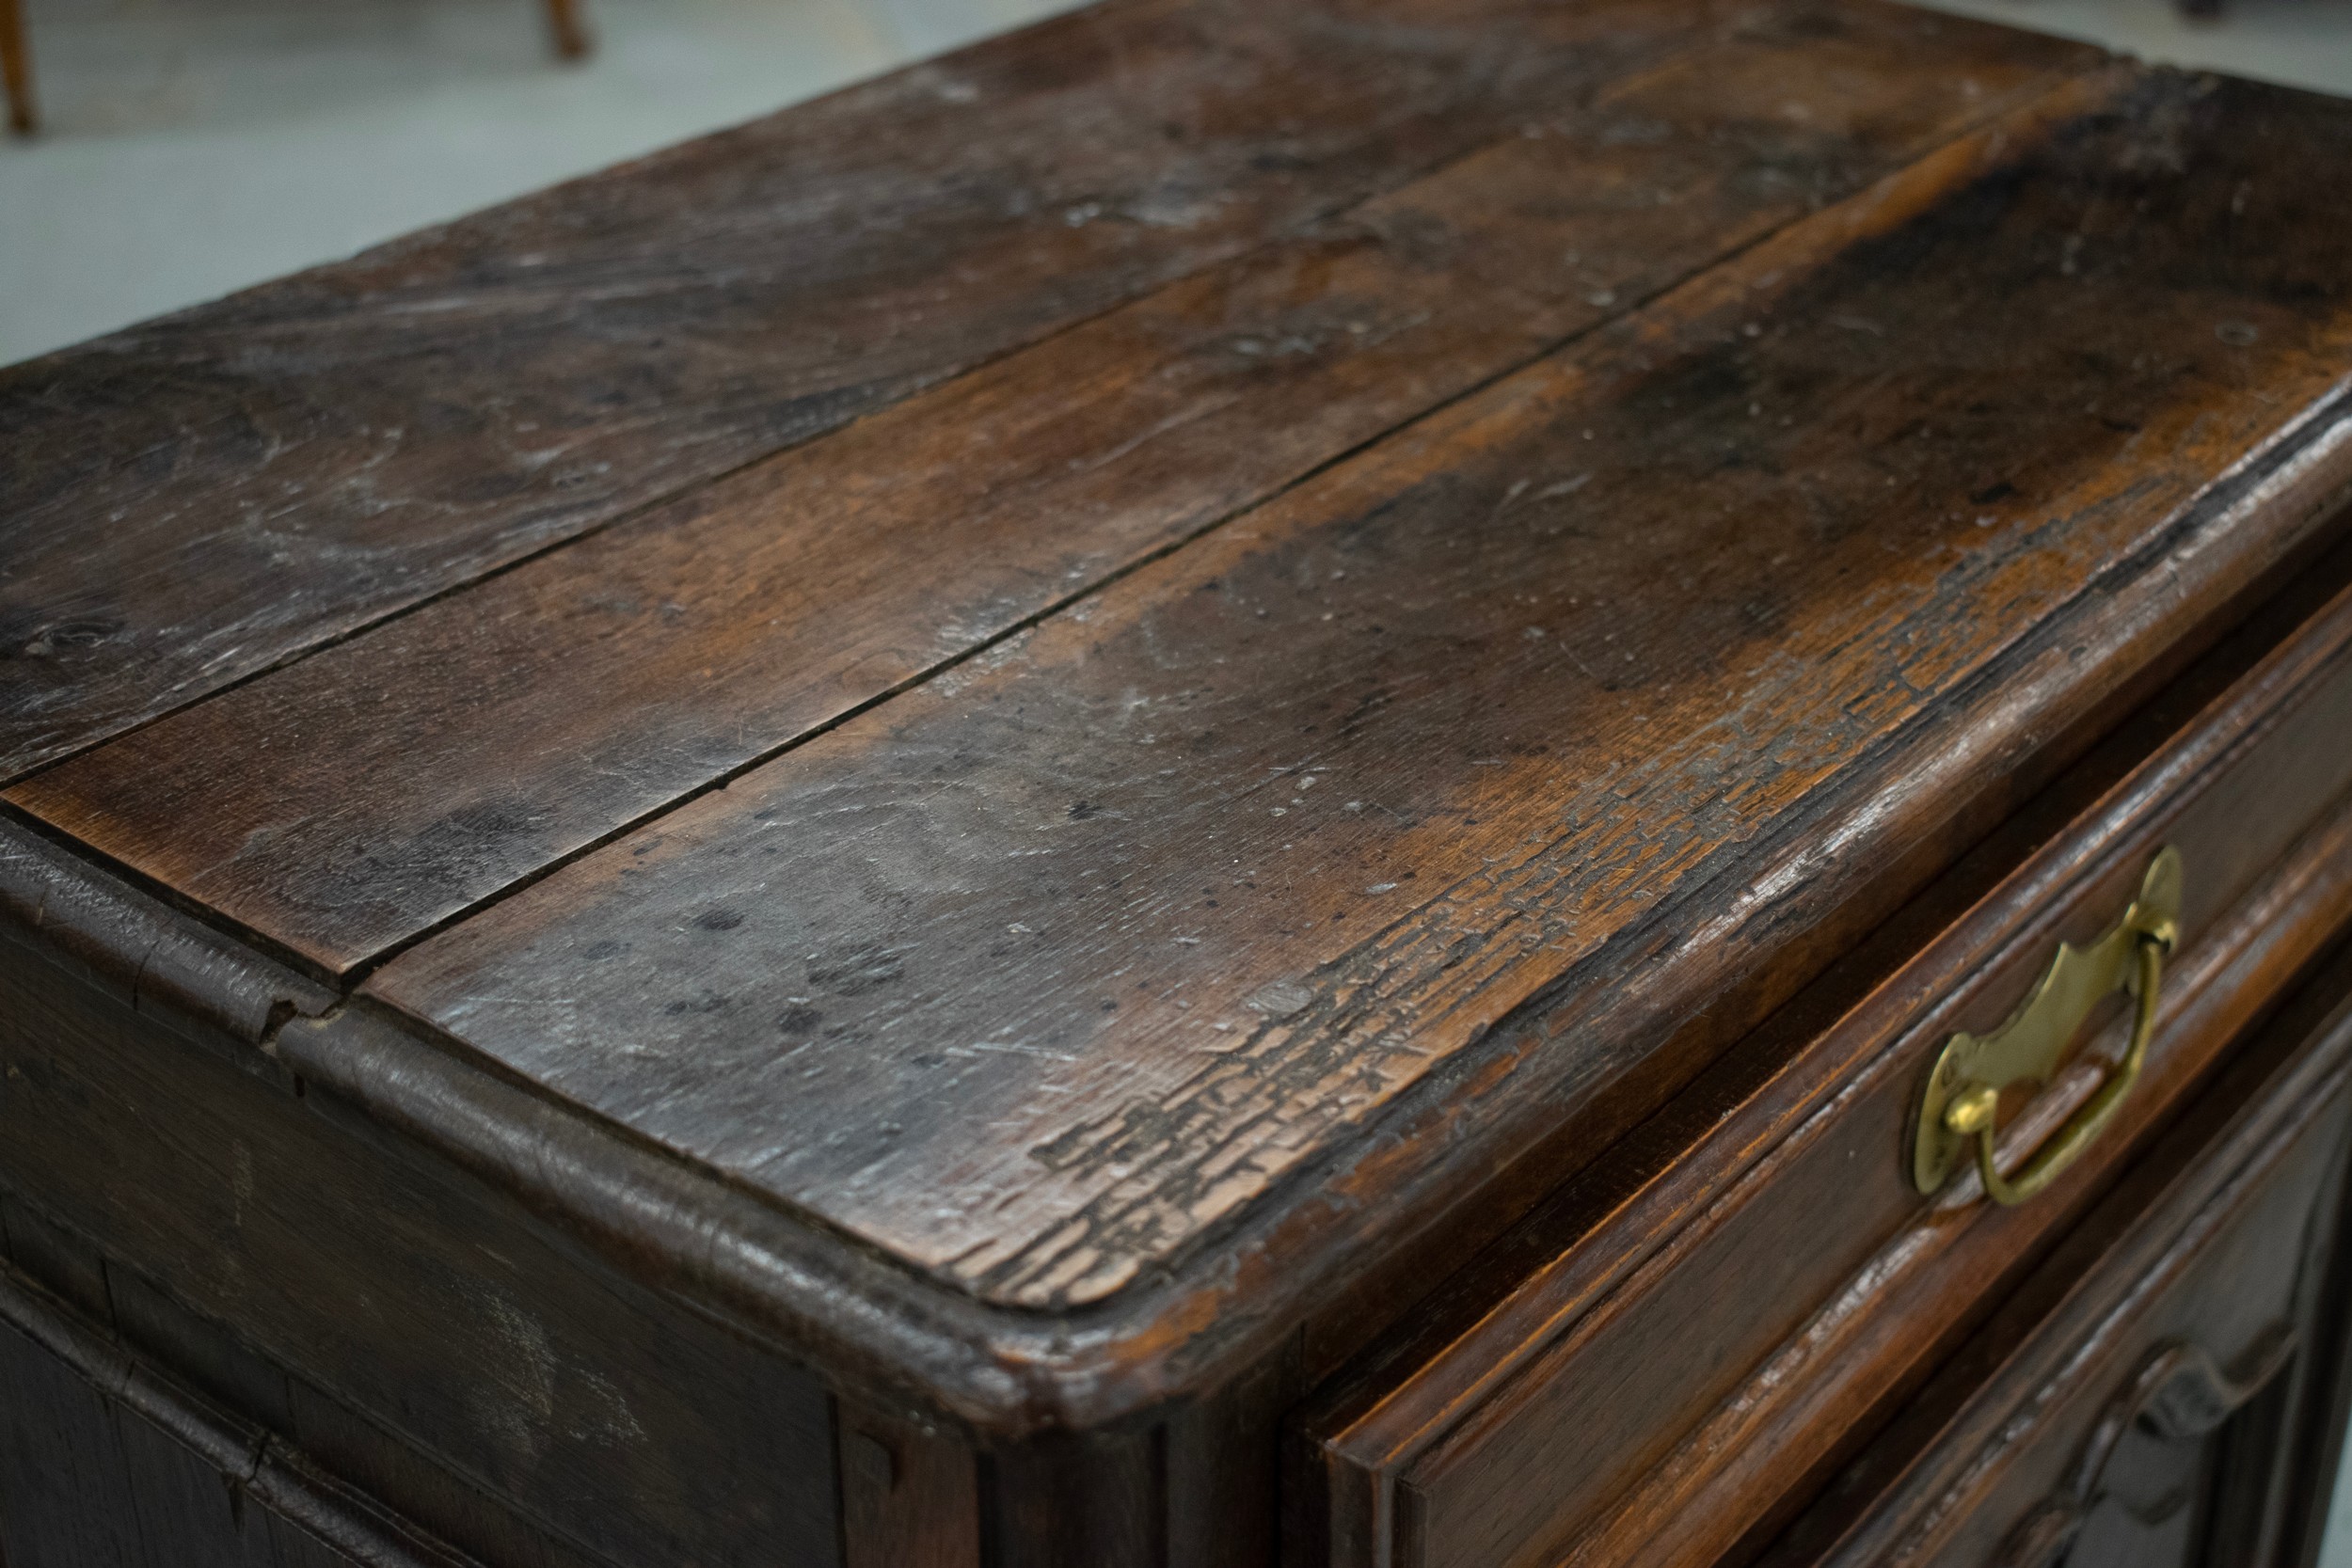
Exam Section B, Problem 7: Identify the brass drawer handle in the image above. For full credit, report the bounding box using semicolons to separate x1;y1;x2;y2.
1911;847;2184;1204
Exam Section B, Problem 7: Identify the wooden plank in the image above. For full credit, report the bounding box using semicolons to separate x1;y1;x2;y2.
13;1237;613;1568
0;815;338;1065
0;0;2100;975
246;1443;488;1568
0;0;1754;786
357;68;2352;1327
0;1268;277;1568
108;1408;276;1568
1164;1336;1301;1568
258;1515;360;1568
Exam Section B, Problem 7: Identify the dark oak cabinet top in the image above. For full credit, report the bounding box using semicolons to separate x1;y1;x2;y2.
8;0;2352;1446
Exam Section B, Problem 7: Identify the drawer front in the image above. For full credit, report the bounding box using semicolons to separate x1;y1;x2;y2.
1763;937;2352;1568
1298;562;2352;1568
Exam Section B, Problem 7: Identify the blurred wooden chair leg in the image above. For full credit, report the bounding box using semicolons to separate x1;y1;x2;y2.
1;0;35;137
543;0;590;61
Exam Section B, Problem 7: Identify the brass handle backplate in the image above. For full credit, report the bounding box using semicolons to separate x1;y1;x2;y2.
1910;847;2184;1203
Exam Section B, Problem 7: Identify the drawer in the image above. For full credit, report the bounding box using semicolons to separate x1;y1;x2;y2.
1295;552;2352;1568
1758;935;2352;1568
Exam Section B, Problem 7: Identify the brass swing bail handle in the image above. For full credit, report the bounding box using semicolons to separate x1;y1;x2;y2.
1944;932;2165;1205
1912;847;2184;1205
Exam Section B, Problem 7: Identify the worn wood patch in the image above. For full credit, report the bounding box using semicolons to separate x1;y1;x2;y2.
0;0;1731;784
2;0;2092;975
358;71;2352;1311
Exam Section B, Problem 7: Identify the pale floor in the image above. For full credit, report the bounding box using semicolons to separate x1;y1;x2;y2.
5;0;2352;1556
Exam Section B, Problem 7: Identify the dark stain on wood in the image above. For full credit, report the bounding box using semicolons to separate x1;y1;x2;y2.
357;71;2352;1312
0;0;1771;784
3;0;2092;975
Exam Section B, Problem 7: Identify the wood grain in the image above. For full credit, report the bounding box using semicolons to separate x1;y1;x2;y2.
0;0;1743;785
2;0;2097;975
361;69;2352;1319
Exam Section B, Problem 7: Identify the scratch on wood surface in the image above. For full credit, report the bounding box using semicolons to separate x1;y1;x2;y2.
325;68;2352;1315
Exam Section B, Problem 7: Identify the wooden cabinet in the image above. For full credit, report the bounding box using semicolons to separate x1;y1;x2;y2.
6;3;2352;1565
